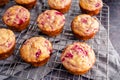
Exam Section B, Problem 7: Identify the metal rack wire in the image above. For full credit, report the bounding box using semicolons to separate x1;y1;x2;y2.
0;0;109;80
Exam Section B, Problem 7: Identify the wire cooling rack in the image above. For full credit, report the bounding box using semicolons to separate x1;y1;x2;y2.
0;0;109;80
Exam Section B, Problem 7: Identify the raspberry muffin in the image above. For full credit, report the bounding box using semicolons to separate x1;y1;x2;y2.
37;10;65;36
71;14;99;40
20;37;53;67
15;0;37;9
3;5;30;31
79;0;103;16
0;28;16;60
61;42;96;75
0;0;9;7
48;0;72;13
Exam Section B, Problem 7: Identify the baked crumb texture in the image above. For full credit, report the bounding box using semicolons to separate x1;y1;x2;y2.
61;42;96;75
20;37;53;67
37;10;65;36
15;0;37;9
48;0;72;13
3;5;30;31
80;0;103;16
71;14;99;40
0;28;16;60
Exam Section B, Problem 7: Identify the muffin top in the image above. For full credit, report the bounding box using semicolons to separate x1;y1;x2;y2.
72;14;99;37
61;42;96;72
0;0;9;3
80;0;103;11
20;37;52;62
0;28;16;54
3;5;30;27
15;0;36;4
37;10;65;31
48;0;71;9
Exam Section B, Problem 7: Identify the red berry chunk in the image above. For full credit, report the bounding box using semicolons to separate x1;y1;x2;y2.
55;11;63;16
15;14;25;25
36;49;41;58
18;19;24;25
81;18;87;24
62;58;65;62
65;52;73;58
72;45;88;56
86;29;89;32
41;21;45;25
49;49;52;53
47;15;51;19
7;42;12;48
95;3;100;7
84;51;88;56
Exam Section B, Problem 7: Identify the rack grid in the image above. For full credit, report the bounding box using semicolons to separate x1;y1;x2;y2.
0;0;109;80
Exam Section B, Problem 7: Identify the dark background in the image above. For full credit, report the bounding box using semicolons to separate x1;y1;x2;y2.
104;0;120;54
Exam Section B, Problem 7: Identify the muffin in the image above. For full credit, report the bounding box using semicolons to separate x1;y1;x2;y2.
61;42;96;75
37;10;65;36
3;5;30;31
71;14;99;40
0;28;16;60
15;0;37;9
0;0;9;7
48;0;72;13
20;37;53;67
79;0;103;16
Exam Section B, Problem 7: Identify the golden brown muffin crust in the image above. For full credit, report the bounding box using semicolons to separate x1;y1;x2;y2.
80;0;103;11
48;0;71;9
3;5;30;31
0;28;16;54
48;0;72;13
71;14;99;40
37;10;65;36
15;0;36;4
20;37;52;65
61;42;96;75
37;10;65;31
0;28;16;60
0;0;9;6
15;0;36;9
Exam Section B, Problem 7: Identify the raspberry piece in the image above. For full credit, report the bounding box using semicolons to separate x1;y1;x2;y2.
62;58;65;62
72;45;88;56
95;3;100;7
41;21;45;25
7;42;12;48
65;52;73;58
81;18;87;24
36;49;41;58
55;11;63;16
18;19;24;25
